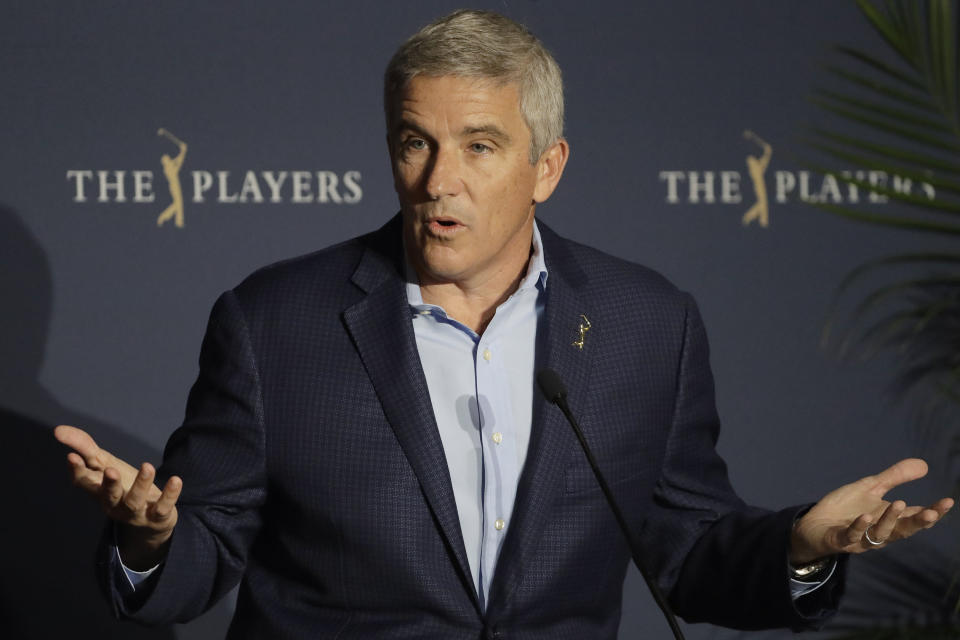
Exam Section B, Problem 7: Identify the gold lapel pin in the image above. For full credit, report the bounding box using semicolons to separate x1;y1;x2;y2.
572;314;591;350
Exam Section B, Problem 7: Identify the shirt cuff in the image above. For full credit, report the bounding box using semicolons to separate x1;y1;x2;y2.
115;545;161;591
111;524;162;593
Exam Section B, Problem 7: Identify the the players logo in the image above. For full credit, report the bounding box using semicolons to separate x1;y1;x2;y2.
65;127;363;229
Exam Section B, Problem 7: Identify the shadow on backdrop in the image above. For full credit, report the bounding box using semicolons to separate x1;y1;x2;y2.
0;204;175;639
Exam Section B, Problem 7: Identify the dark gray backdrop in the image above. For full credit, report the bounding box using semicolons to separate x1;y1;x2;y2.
2;2;955;638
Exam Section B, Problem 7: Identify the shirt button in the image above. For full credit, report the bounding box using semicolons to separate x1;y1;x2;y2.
492;432;503;444
482;348;492;361
495;518;505;531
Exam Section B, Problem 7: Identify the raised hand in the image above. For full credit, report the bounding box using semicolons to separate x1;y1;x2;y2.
790;458;953;565
54;425;182;569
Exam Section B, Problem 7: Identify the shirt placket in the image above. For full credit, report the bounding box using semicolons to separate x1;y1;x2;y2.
475;331;519;603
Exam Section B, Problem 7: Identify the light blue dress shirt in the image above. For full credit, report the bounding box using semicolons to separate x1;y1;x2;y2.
406;223;547;608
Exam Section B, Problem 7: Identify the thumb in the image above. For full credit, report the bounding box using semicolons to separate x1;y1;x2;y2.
869;458;928;495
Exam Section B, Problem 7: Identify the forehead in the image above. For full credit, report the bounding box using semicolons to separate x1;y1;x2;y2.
396;75;524;127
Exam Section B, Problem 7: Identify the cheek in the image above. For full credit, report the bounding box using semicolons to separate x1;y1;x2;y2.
394;159;424;192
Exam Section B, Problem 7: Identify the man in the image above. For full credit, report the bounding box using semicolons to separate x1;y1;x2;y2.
56;10;952;639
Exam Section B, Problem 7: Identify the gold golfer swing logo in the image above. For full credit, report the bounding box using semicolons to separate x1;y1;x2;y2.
741;130;771;228
572;314;591;350
156;128;187;228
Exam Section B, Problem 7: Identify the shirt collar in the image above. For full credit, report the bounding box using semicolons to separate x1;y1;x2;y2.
405;221;549;310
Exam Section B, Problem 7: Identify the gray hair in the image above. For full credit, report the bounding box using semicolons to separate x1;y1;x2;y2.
384;9;564;163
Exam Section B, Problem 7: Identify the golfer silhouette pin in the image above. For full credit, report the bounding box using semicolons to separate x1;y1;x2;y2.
572;314;591;350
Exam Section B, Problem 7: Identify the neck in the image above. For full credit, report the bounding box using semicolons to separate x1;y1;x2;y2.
419;262;528;334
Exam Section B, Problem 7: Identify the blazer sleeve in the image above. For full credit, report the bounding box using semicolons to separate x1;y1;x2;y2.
100;289;268;624
640;293;846;630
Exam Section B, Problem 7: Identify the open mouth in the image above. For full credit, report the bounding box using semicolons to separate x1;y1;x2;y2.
426;217;465;235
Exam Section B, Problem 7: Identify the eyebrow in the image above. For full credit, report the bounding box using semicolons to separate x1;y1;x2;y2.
394;119;432;140
393;119;512;146
461;124;512;145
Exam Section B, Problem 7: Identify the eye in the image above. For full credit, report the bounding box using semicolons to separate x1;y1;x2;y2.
402;137;428;152
469;142;491;154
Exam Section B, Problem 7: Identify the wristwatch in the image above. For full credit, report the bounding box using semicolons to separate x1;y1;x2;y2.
790;557;831;582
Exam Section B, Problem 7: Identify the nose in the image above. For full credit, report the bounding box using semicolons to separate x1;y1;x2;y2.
425;146;461;199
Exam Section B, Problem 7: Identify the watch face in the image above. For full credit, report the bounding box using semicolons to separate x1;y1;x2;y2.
792;559;828;580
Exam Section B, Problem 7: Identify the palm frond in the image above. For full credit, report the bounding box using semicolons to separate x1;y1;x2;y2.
803;140;960;195
833;44;925;89
806;0;960;431
823;64;938;111
808;200;960;234
821;251;960;423
806;126;960;175
814;87;953;132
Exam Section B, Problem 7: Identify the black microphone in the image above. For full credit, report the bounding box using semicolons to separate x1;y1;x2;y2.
537;368;686;640
537;368;567;405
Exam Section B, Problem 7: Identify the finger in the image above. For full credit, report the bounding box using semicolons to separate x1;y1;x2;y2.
66;452;104;492
901;498;954;521
54;425;104;469
151;475;183;520
918;508;943;529
894;500;953;539
871;499;905;542
100;467;124;510
900;498;953;520
122;463;156;513
843;513;874;546
66;451;91;476
934;497;955;514
868;458;928;495
891;509;938;539
913;499;952;528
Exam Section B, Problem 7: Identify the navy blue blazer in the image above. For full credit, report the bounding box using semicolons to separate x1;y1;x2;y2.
102;216;843;638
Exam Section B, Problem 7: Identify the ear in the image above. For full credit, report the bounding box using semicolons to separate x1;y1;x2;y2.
532;138;570;203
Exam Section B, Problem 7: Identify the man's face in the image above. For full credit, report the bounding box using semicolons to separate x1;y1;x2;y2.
390;75;564;289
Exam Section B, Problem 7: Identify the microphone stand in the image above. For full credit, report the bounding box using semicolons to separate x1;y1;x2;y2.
538;369;685;640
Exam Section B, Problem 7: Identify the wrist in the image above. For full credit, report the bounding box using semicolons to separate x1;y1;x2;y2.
789;513;824;565
116;524;173;571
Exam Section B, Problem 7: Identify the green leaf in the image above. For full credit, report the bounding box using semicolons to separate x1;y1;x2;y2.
807;126;960;174
813;87;952;131
848;306;936;359
841;277;960;341
856;0;918;68
824;64;937;111
808;199;960;235
804;138;960;195
835;253;960;296
804;160;960;215
810;96;960;152
836;45;924;89
934;0;957;121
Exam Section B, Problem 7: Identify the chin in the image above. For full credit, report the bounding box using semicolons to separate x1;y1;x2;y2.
418;262;467;285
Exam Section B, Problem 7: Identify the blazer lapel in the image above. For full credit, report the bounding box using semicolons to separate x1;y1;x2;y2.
341;218;480;610
487;223;595;610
